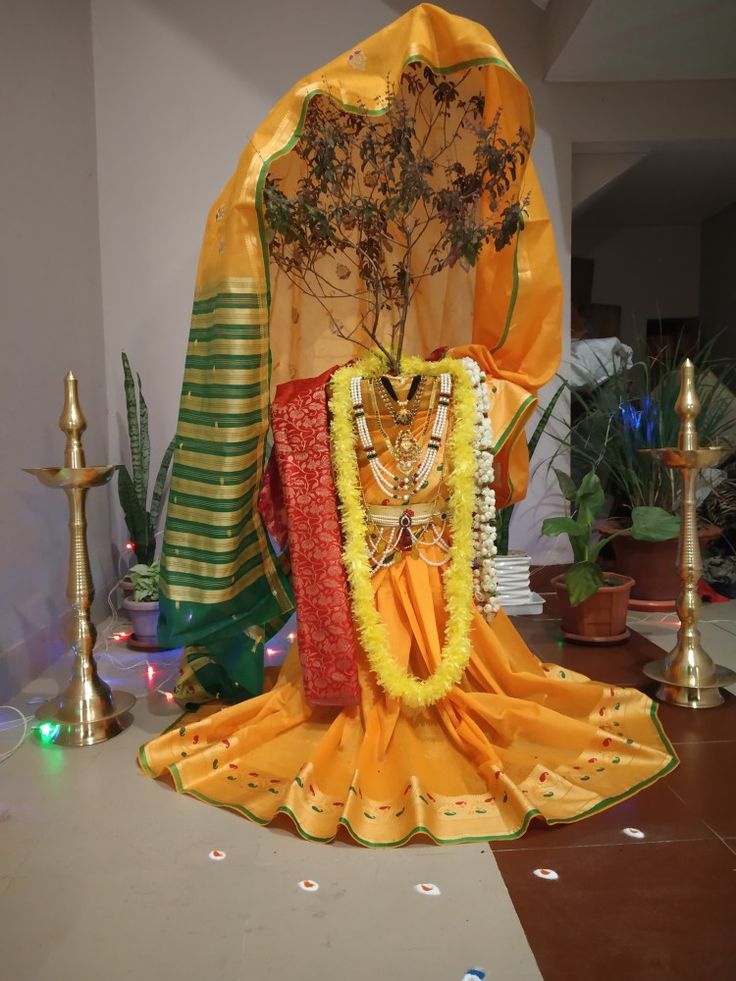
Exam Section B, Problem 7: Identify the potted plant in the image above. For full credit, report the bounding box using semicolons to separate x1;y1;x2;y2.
117;352;175;610
542;468;679;643
567;334;734;606
123;561;161;647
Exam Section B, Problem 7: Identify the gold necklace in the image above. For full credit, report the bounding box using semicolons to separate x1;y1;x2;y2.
369;377;436;477
376;375;425;427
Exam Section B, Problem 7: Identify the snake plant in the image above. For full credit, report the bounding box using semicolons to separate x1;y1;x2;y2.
117;353;175;566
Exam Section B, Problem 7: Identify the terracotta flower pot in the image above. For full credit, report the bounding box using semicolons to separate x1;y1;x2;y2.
552;573;634;644
122;597;160;646
597;518;721;606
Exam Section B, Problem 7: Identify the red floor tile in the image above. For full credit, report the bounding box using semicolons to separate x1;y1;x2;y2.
492;781;711;852
656;691;736;744
666;740;736;838
493;838;736;981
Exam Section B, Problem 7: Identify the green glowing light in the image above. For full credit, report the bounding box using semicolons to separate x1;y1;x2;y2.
38;722;61;744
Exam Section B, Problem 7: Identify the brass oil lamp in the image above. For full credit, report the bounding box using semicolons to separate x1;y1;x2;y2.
24;372;135;745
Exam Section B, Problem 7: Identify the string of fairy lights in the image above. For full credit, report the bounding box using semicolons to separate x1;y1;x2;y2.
1;532;297;761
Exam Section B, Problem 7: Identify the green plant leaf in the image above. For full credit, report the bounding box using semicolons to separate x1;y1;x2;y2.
150;438;175;531
137;373;151;509
528;380;566;460
128;561;160;601
553;467;577;503
117;467;154;564
122;353;144;507
117;465;146;534
541;516;586;539
589;531;624;562
565;561;604;606
495;507;511;555
630;506;680;542
576;469;605;528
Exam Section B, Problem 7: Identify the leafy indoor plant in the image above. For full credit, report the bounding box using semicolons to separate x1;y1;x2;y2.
122;561;161;647
542;468;679;642
566;334;735;604
117;352;174;647
118;352;175;568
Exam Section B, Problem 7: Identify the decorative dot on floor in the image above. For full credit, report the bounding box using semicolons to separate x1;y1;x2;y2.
533;867;559;880
415;882;441;895
622;827;645;839
208;849;226;861
298;879;319;892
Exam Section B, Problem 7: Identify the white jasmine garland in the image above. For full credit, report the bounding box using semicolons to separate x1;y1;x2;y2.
460;357;499;621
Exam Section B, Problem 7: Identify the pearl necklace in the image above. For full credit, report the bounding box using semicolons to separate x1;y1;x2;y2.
350;373;452;504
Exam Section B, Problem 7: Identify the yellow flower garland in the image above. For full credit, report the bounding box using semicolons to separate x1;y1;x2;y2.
329;351;476;708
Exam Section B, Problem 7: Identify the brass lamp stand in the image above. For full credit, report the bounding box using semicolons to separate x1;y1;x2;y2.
642;359;736;708
24;372;135;745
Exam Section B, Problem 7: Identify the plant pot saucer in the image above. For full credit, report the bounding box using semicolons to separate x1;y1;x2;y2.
561;628;631;646
127;633;168;653
627;597;676;613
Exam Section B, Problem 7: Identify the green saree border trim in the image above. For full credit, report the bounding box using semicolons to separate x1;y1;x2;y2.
490;232;521;354
492;394;535;456
138;744;155;777
139;698;678;848
545;702;679;826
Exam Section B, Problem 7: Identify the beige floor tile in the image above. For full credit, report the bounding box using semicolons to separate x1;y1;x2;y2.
0;627;542;981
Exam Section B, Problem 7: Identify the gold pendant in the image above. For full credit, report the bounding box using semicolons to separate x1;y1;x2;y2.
394;428;420;475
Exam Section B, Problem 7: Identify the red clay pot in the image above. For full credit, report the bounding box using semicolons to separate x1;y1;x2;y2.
552;572;634;644
597;518;721;604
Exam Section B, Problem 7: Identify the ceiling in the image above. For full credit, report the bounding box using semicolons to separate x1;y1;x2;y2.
532;1;736;226
533;0;736;82
573;140;736;226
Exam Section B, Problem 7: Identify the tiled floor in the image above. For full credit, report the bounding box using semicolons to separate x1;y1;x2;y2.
494;589;736;981
1;593;734;980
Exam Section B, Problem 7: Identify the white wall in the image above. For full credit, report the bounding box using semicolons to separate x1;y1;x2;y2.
573;224;702;350
91;0;424;551
0;0;109;700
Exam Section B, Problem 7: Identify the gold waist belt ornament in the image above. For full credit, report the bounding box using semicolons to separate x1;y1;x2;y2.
365;501;449;529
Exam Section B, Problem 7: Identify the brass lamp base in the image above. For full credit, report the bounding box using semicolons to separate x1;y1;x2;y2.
643;660;736;710
36;689;137;746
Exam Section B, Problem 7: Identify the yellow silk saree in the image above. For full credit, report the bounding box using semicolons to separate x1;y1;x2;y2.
140;4;677;846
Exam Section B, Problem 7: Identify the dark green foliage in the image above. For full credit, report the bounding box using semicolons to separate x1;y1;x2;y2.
567;333;736;516
117;353;175;566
